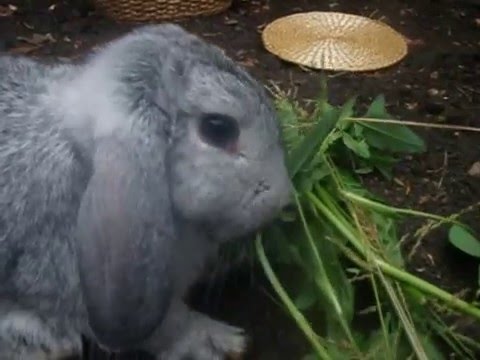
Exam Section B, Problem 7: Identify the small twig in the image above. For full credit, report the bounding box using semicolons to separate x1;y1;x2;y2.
436;150;449;190
408;219;436;260
457;85;473;103
346;117;480;132
286;117;480;133
328;71;348;79
408;201;480;260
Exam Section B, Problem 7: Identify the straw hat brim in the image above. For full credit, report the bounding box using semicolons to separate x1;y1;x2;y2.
262;11;408;72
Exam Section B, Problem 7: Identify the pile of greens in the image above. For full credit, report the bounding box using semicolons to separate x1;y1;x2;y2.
255;78;480;360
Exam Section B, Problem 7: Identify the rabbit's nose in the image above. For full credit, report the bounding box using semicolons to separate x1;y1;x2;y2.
254;180;271;195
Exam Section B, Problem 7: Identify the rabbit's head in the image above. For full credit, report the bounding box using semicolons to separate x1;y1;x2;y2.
72;24;292;350
102;24;293;241
161;33;293;242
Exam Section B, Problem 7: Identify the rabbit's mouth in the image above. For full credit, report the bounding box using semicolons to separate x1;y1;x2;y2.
213;179;291;241
241;180;272;206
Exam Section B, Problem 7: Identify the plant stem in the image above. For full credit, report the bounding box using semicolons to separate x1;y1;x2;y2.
341;190;464;227
376;259;480;319
255;234;332;360
324;185;430;359
369;274;395;360
345;117;480;133
295;193;359;350
308;192;480;321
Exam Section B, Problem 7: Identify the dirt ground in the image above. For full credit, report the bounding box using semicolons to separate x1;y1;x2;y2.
1;0;479;359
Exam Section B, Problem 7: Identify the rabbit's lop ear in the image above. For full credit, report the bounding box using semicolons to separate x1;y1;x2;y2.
75;137;174;350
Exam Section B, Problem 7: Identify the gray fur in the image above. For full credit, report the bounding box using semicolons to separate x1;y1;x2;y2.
0;24;292;359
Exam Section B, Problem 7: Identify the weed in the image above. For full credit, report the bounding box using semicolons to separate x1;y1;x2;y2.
256;76;480;359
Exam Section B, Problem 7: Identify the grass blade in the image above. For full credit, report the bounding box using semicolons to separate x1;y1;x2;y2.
287;107;339;178
255;234;332;360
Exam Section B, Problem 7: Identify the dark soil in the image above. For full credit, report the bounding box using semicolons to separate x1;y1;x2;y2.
1;0;479;359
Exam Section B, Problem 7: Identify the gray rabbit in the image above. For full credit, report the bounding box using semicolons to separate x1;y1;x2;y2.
0;24;292;360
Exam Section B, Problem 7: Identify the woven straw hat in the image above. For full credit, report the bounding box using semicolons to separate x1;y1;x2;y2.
262;11;408;72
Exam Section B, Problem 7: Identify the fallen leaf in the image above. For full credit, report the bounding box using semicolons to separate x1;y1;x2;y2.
9;43;40;54
201;32;221;37
468;161;480;177
405;181;411;195
0;4;16;17
238;57;258;67
17;33;56;45
418;195;430;205
405;102;418;110
426;253;435;266
22;22;35;30
224;18;238;26
393;177;405;187
405;37;425;46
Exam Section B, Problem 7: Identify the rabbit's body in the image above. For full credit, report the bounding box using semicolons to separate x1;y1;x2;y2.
0;57;88;357
0;25;291;359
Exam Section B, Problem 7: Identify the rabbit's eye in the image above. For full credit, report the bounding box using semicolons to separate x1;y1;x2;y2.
199;114;239;151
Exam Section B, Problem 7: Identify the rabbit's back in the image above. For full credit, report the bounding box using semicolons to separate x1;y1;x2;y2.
0;55;88;312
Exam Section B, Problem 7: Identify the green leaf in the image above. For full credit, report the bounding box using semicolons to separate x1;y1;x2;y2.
301;353;319;360
353;123;364;137
337;96;357;130
359;327;400;359
365;94;390;119
276;98;301;127
419;334;446;360
342;132;371;158
309;222;355;326
355;167;374;175
297;174;315;194
448;225;480;258
276;99;302;150
368;152;399;180
361;122;427;154
261;225;301;265
294;281;318;310
372;212;404;267
375;164;393;180
368;152;399;167
321;129;343;152
287;106;340;178
312;165;331;182
325;343;349;360
279;207;297;222
336;170;372;198
361;94;427;154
